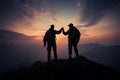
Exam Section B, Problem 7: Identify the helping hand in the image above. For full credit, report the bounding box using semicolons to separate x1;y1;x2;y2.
61;27;64;31
61;27;64;30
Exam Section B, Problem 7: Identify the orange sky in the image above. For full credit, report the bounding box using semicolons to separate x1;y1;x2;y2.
6;13;118;46
1;0;119;45
8;13;118;45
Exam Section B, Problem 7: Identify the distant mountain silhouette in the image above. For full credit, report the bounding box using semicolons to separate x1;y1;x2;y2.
0;30;27;37
0;29;35;44
1;56;119;80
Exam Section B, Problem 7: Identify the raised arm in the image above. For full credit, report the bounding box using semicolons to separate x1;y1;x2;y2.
54;27;63;34
63;28;69;35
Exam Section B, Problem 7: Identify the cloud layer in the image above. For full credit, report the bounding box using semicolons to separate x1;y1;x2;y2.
0;0;49;28
78;0;120;27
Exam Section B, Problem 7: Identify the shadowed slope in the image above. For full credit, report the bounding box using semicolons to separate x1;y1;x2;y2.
1;55;119;80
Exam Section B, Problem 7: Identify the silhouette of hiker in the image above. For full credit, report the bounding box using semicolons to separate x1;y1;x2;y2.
63;23;81;60
43;25;63;62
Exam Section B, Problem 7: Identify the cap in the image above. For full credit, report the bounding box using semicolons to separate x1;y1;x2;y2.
68;23;73;26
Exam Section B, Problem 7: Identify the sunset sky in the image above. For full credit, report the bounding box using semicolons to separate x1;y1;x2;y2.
0;0;120;45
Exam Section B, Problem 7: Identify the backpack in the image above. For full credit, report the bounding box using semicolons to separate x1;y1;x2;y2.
44;29;55;42
72;27;81;40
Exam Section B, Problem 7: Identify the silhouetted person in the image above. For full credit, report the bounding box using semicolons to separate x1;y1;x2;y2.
63;23;81;60
43;25;63;62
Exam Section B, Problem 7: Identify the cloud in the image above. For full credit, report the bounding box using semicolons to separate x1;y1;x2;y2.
78;0;120;27
0;0;60;30
19;0;58;22
0;0;23;27
0;0;51;28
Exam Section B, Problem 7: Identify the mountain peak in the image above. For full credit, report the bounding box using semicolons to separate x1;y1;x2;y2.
1;55;119;80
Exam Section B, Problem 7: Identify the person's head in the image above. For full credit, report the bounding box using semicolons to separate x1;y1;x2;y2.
68;23;73;28
50;24;54;30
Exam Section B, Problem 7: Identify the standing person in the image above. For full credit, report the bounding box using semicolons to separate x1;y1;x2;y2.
43;25;63;62
63;23;81;60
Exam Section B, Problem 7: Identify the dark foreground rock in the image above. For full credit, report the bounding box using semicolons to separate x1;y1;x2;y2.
1;56;120;80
